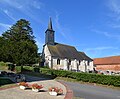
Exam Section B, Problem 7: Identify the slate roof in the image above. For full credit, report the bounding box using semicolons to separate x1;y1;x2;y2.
78;52;93;60
47;43;92;60
94;56;120;65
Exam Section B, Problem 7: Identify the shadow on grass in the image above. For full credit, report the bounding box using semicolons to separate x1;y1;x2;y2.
20;70;57;83
0;78;14;86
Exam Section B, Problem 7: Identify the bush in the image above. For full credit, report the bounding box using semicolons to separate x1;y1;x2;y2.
15;66;22;73
0;61;6;66
40;68;120;87
33;67;40;73
8;64;15;71
23;66;33;71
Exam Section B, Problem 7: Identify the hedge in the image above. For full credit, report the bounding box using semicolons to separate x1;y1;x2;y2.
40;68;120;87
21;66;120;87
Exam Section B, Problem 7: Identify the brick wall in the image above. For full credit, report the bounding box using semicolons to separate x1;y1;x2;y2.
95;64;120;71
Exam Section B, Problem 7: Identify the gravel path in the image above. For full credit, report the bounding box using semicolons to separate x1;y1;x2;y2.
0;76;66;99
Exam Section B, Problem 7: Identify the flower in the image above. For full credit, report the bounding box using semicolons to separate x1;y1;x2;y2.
32;83;43;89
48;87;63;95
19;82;28;87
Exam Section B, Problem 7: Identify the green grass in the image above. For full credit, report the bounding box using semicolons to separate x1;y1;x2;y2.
22;71;55;79
0;62;8;70
0;83;17;88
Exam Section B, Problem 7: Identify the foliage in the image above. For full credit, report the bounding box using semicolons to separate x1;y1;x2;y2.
40;68;120;87
33;67;40;73
22;66;33;71
21;66;120;87
15;66;22;73
0;19;39;66
0;62;8;70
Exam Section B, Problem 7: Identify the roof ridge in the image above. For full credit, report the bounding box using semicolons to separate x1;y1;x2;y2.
94;55;120;59
56;43;75;48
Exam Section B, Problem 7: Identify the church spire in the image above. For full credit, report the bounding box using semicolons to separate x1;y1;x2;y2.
45;17;55;45
48;17;53;30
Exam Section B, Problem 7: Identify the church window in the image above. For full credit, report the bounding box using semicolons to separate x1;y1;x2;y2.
69;59;71;65
79;60;81;65
88;61;90;66
57;59;60;65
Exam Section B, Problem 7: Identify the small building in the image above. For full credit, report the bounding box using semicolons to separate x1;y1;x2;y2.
94;56;120;73
42;18;93;72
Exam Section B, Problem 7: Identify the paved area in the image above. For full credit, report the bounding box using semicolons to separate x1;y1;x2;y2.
0;76;66;99
61;81;120;99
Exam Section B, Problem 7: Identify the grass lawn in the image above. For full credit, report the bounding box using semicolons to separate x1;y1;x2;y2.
22;71;55;79
0;63;8;70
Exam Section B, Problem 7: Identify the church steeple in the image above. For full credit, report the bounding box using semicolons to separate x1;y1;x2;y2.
48;17;53;30
45;18;55;45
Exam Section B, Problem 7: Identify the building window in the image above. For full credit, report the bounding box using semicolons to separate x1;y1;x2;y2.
57;59;60;65
69;59;71;65
88;61;90;66
79;60;81;65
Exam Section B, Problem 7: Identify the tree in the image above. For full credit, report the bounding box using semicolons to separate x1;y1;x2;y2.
2;19;38;66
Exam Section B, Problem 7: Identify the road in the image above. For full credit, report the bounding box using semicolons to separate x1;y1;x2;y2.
62;81;120;99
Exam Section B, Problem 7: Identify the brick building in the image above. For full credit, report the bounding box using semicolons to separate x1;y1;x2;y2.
94;56;120;73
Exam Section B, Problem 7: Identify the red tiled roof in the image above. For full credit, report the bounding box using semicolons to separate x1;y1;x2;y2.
94;56;120;65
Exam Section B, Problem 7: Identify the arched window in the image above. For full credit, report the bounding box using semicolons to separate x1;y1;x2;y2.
57;59;60;65
78;60;81;65
69;59;71;65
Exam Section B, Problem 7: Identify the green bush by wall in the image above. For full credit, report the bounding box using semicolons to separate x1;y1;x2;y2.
21;66;120;87
40;68;120;87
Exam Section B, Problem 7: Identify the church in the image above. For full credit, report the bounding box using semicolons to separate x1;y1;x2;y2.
42;18;94;72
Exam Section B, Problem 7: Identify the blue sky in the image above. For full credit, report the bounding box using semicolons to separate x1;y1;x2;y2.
0;0;120;58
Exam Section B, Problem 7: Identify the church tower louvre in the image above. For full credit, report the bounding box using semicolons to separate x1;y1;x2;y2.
45;18;55;45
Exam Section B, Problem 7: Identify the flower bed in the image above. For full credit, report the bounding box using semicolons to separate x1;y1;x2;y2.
31;83;43;92
19;82;29;90
48;87;63;96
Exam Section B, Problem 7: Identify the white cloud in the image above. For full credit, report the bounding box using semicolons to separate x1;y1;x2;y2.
3;9;16;21
92;29;120;41
85;46;118;51
85;46;119;58
32;1;43;9
0;23;11;35
107;0;120;21
54;12;72;42
54;12;66;37
108;0;120;14
0;23;11;29
0;0;44;23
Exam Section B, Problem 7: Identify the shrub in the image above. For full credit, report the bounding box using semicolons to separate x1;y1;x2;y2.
15;66;22;73
40;68;120;87
33;68;40;73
